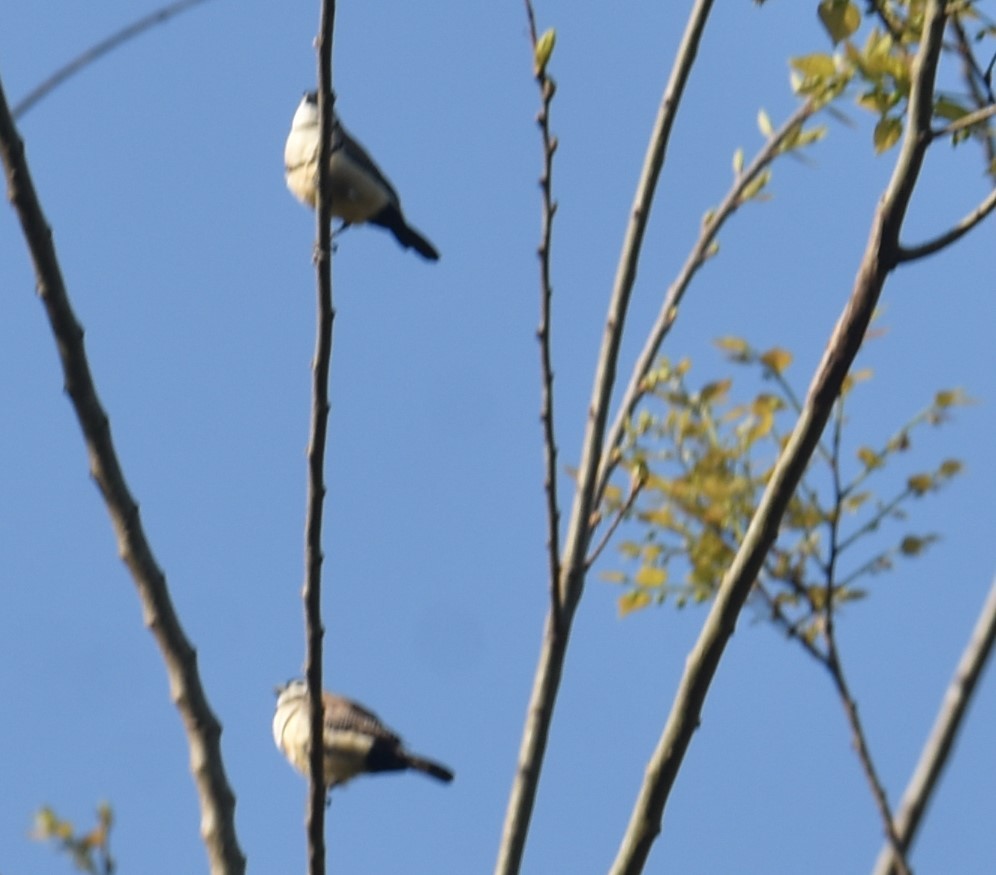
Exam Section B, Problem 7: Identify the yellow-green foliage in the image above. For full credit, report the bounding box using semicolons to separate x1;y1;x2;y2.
32;804;114;874
780;1;995;156
603;338;969;640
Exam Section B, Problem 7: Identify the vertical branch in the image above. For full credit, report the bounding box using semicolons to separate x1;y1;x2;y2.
524;0;563;631
495;3;717;873
872;576;996;875
823;403;910;873
304;1;336;873
609;3;949;872
0;77;244;875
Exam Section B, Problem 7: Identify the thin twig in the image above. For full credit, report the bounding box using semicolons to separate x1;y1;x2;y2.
895;185;996;262
824;643;911;875
609;4;949;871
494;4;718;873
929;102;996;140
872;576;996;875
594;98;817;511
0;76;244;875
304;2;337;873
585;477;644;571
525;0;564;635
12;0;217;119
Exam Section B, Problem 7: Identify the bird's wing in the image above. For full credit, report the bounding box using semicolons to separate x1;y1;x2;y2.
332;121;403;207
324;694;401;744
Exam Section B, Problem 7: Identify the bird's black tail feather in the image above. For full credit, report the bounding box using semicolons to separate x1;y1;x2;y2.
372;205;440;261
405;753;455;783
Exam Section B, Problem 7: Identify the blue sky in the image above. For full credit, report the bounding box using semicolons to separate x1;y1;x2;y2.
1;2;994;873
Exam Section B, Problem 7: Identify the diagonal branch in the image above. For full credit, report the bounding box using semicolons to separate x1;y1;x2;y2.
12;0;217;119
825;645;912;875
0;76;244;875
871;575;996;875
609;3;950;872
594;98;818;508
304;1;337;874
495;3;717;873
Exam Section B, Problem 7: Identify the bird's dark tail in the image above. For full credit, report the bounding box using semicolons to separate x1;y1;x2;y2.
372;204;440;261
405;753;455;783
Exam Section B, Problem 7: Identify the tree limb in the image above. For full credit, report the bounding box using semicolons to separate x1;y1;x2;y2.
609;3;950;872
0;75;245;875
871;576;996;875
494;3;717;872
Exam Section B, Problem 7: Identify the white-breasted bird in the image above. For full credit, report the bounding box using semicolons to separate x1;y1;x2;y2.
283;92;440;261
272;679;454;789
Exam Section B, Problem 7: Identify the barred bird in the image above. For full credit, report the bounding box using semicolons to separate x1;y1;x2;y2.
272;679;454;790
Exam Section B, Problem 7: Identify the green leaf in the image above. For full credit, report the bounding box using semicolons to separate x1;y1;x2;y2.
873;116;903;153
818;0;861;45
857;446;882;469
938;459;963;478
634;565;667;588
533;29;556;77
739;168;772;203
619;589;652;617
757;108;773;137
759;347;792;375
790;52;837;78
900;535;928;556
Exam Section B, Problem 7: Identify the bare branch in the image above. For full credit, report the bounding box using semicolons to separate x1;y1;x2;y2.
896;185;996;262
609;4;950;872
495;3;718;873
594;99;818;508
0;76;244;875
524;0;564;633
12;0;217;119
304;1;337;873
585;476;643;571
930;102;996;141
872;576;996;875
824;646;912;875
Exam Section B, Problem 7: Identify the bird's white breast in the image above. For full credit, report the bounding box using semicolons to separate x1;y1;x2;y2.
272;694;374;786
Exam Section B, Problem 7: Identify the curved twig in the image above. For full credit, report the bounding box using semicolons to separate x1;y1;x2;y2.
896;185;996;262
12;0;217;119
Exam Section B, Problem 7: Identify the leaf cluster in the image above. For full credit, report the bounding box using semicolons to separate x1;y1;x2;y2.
602;337;968;641
788;1;996;154
31;804;115;874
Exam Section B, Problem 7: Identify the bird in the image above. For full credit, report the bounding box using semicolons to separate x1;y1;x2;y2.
283;92;440;261
272;679;455;790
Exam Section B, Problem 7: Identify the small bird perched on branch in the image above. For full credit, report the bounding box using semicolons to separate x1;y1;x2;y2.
284;92;440;261
272;679;455;790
